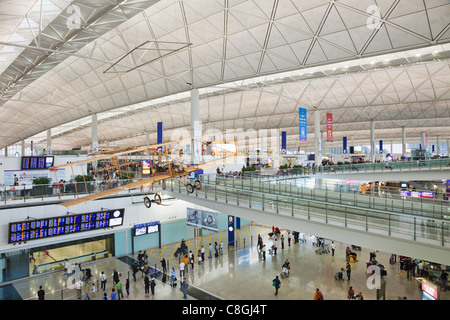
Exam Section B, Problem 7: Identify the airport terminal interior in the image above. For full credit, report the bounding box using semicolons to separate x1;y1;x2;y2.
0;0;449;302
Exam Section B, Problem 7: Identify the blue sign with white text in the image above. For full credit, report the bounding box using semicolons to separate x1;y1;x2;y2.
299;108;307;141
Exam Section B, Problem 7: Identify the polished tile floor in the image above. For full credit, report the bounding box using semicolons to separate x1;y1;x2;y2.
9;223;450;301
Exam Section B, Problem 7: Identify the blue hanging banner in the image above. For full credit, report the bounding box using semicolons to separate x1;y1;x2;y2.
299;108;307;141
343;137;347;154
157;122;163;152
228;215;235;247
281;131;287;153
379;140;383;154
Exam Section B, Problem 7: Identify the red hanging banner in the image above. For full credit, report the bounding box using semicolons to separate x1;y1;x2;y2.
326;113;333;142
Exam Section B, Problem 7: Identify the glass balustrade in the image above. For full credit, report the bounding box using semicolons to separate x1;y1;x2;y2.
167;178;450;248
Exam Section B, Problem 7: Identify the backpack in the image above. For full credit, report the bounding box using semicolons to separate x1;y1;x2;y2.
319;292;324;300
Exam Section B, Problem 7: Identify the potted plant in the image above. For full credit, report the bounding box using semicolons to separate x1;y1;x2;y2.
31;177;52;196
74;174;94;194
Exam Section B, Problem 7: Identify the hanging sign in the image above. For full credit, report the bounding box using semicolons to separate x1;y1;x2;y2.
326;113;333;142
299;108;307;141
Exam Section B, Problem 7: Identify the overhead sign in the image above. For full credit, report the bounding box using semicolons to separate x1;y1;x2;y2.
326;113;333;142
281;131;287;152
298;108;307;141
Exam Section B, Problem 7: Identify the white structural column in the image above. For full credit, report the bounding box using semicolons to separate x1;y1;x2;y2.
47;129;52;155
436;136;440;155
21;140;25;156
402;126;406;159
321;131;326;155
370;120;375;163
145;132;150;156
92;114;98;154
314;109;321;170
191;89;202;164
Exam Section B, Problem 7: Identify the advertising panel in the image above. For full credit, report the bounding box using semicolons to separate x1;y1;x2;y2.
187;208;218;232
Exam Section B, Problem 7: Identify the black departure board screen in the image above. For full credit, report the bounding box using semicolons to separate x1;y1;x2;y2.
8;209;124;243
21;156;54;170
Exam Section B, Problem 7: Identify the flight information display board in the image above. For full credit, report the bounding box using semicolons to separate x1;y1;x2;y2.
21;156;54;170
133;221;160;236
8;209;124;244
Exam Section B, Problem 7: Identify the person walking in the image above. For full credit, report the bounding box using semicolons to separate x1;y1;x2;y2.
331;241;336;256
100;271;107;291
281;234;285;250
287;232;291;246
112;269;119;286
160;257;167;274
110;288;117;300
179;260;185;278
214;242;219;257
257;234;262;251
346;263;352;281
75;279;82;299
219;241;224;255
132;261;139;281
84;281;91;300
180;239;187;255
314;288;324;300
181;277;188;300
208;243;212;259
37;286;45;300
91;282;96;299
115;279;124;300
189;250;194;270
125;278;130;298
63;259;71;276
272;275;281;296
150;275;156;295
197;249;202;265
170;267;176;287
347;286;355;300
345;247;350;263
144;274;150;296
201;246;205;262
439;270;448;291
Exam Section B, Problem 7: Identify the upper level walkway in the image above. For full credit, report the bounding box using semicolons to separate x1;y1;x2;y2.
166;175;450;265
249;158;450;181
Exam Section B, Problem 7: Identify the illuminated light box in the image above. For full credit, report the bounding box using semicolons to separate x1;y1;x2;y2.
133;221;160;236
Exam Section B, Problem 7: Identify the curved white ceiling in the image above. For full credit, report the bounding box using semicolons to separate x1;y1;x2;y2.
0;0;449;150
